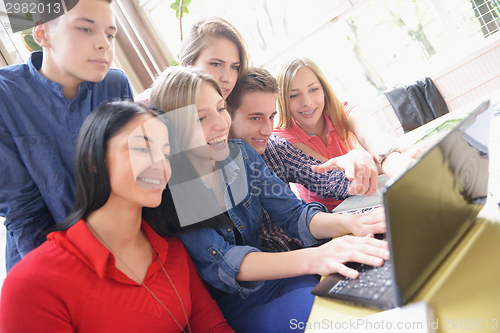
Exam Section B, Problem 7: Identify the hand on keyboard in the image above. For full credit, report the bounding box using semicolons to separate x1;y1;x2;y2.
306;234;390;279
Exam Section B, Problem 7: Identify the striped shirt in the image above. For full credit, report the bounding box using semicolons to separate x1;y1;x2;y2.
258;135;351;251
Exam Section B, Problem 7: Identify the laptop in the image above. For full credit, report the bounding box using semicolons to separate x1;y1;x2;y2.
311;100;492;309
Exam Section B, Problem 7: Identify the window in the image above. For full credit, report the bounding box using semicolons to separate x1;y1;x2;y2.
136;0;352;64
264;0;500;104
136;0;500;105
448;0;500;38
0;0;152;94
0;1;31;66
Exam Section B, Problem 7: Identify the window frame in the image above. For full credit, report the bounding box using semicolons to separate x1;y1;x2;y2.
111;0;171;91
0;7;26;66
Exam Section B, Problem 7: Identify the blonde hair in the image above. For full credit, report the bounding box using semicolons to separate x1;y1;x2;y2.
150;66;223;147
180;17;249;79
276;57;350;141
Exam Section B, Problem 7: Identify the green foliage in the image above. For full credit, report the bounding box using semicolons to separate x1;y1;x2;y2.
21;12;42;52
21;28;42;52
414;119;462;144
171;59;179;66
170;0;191;19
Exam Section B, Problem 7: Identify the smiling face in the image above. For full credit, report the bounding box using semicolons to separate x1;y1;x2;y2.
229;91;276;155
186;82;231;164
192;37;240;99
35;0;116;91
288;66;326;131
106;114;171;209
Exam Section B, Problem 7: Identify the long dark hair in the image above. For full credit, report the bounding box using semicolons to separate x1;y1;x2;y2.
52;101;180;235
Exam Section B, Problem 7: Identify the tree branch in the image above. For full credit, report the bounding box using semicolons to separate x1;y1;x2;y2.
179;0;184;41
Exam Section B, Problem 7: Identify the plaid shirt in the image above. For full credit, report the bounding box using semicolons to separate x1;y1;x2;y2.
258;135;351;251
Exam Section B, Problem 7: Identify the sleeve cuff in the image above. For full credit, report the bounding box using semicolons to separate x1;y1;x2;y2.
298;202;328;247
215;245;264;299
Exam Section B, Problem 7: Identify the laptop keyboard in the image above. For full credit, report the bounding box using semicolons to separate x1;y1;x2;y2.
328;262;392;301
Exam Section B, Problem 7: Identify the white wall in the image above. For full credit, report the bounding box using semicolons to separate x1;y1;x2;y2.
366;35;500;139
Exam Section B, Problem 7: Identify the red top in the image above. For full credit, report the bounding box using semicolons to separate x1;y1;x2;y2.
273;102;358;211
0;219;235;333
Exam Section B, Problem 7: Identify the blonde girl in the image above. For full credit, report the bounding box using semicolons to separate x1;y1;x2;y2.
275;57;413;210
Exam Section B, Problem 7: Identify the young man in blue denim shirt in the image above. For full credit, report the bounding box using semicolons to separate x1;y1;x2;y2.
0;0;133;271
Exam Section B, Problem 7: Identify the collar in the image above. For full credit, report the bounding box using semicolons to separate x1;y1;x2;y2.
324;114;336;134
27;51;91;98
291;114;336;142
218;142;242;186
201;154;240;193
48;219;168;285
220;158;240;186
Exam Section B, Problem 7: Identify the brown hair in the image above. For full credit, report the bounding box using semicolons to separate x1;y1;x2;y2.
226;67;278;117
36;0;112;25
276;57;350;141
149;66;223;148
148;66;235;232
180;17;249;80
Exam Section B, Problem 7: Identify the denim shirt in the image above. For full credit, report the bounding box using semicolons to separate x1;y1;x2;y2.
177;140;327;299
0;51;133;269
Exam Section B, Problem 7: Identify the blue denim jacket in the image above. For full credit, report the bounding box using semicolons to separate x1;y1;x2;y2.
177;140;327;299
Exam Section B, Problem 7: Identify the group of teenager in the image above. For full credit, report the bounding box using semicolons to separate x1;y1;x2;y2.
0;0;418;332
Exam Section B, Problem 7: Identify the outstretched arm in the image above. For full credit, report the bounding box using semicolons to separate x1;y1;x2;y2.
271;134;379;196
310;149;379;196
348;106;414;178
238;234;389;281
310;106;416;190
264;135;351;200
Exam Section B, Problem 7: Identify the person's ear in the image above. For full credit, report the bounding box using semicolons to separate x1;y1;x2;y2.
32;23;50;48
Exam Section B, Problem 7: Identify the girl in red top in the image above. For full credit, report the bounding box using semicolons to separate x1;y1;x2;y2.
0;101;234;333
274;57;415;211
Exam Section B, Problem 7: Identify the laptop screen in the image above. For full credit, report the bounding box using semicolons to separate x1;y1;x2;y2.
383;100;491;304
